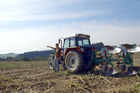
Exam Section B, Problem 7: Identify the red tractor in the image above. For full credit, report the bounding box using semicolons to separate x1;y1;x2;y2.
48;34;94;73
48;33;135;75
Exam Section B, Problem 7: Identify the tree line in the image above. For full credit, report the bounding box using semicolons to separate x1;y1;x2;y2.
0;50;53;61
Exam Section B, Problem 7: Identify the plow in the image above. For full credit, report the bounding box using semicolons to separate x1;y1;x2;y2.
89;46;136;76
48;33;138;76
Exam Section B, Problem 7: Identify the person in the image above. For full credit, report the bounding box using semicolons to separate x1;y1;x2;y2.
47;43;61;71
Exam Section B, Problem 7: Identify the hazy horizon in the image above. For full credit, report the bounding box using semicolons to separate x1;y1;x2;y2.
0;0;140;54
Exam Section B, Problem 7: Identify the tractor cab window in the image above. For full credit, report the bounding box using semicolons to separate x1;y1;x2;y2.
77;38;90;47
70;38;75;47
64;39;70;49
78;40;82;46
83;39;90;46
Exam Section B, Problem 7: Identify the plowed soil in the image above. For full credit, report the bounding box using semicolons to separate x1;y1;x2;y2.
0;53;140;93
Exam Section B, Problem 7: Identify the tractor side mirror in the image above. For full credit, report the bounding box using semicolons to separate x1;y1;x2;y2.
59;39;61;44
58;39;63;48
58;39;61;44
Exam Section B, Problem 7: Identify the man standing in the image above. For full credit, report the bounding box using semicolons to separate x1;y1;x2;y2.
47;43;61;71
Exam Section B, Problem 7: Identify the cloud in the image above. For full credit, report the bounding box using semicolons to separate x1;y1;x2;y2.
0;30;57;54
0;0;107;21
0;0;140;54
0;20;140;54
0;10;106;21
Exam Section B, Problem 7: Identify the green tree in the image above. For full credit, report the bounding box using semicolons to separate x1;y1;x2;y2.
6;57;14;61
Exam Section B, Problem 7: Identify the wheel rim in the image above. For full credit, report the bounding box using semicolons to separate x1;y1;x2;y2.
48;61;53;69
67;54;79;70
48;56;54;70
102;65;108;73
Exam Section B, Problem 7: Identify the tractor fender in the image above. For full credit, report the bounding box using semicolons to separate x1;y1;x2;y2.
64;47;80;57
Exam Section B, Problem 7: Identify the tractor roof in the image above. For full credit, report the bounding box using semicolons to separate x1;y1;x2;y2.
64;33;90;39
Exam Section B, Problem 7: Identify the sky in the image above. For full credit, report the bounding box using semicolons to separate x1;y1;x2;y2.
0;0;140;54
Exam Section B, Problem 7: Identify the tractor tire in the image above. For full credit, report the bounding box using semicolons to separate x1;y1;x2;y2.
48;56;55;70
83;65;96;72
65;51;83;73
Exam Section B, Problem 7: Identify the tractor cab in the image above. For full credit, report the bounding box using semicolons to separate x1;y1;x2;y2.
63;34;91;49
59;34;92;58
57;34;93;72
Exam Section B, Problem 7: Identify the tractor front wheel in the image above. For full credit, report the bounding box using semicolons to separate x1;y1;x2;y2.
48;56;55;70
65;51;83;73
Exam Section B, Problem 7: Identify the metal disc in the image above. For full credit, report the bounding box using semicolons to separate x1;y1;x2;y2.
100;48;109;57
102;65;113;76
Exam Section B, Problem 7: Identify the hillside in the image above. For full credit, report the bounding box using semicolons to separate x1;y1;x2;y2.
16;50;53;59
0;50;53;61
0;53;17;58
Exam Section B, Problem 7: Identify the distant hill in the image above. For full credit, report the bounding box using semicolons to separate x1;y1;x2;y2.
0;50;53;61
16;50;53;59
0;53;18;58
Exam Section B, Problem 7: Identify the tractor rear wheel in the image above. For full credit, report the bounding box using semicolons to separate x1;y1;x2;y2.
65;51;83;73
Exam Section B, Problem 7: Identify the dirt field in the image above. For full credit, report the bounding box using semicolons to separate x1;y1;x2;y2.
0;53;140;93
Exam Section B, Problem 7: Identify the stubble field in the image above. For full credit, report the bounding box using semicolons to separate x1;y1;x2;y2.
0;53;140;93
